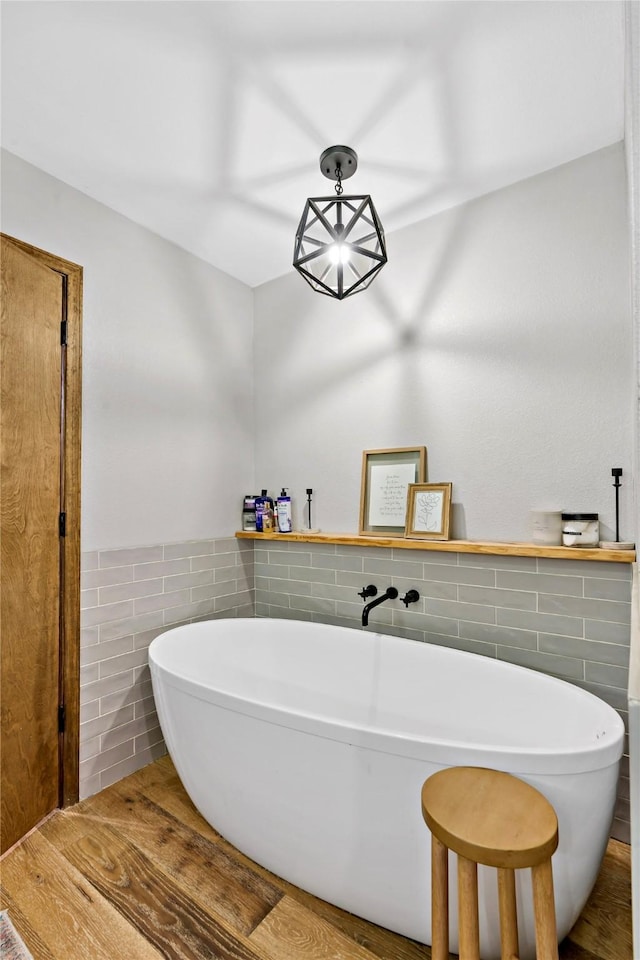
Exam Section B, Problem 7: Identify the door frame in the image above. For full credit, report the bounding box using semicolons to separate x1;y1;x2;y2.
2;233;82;806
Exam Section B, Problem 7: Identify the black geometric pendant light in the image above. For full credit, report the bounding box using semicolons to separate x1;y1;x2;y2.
293;146;387;300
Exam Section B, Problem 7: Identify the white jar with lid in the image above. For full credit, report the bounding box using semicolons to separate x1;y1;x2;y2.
530;510;563;546
561;513;599;548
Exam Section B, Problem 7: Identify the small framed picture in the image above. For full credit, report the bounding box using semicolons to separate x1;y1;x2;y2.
359;447;427;536
405;483;453;540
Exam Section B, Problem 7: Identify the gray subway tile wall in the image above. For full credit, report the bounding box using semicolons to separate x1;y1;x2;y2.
80;535;633;844
253;540;632;843
79;537;254;799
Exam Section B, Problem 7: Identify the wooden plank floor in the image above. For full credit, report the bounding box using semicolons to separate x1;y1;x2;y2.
0;756;633;960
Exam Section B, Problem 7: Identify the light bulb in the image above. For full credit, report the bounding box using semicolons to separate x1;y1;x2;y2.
328;243;350;266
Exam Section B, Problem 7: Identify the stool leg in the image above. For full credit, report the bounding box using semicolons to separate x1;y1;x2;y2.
497;867;519;960
531;859;559;960
431;835;449;960
457;855;480;960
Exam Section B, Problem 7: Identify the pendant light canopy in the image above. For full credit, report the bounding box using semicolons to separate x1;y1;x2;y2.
293;146;387;300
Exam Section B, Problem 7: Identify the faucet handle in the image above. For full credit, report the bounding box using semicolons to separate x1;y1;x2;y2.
358;584;378;600
401;589;420;607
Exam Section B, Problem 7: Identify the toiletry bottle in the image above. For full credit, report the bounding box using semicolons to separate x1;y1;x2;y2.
242;495;259;532
255;492;265;532
277;488;292;533
266;491;275;531
257;489;275;532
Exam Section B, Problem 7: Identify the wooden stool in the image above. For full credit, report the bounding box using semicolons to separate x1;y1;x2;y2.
421;766;559;960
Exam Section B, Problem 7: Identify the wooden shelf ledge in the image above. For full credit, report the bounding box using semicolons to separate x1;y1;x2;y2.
236;530;636;563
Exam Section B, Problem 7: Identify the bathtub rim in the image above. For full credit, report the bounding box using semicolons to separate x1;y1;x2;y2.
149;618;625;777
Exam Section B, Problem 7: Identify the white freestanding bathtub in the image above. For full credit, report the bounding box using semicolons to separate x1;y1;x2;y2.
149;618;624;959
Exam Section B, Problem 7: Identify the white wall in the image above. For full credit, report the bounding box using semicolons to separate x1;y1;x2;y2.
627;0;640;541
623;2;640;952
2;144;634;548
253;144;635;543
1;149;255;550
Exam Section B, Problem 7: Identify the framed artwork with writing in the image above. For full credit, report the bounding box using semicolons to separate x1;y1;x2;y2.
358;447;427;536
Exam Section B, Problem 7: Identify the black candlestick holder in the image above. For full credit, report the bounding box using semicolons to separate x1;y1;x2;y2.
600;468;634;550
612;468;622;542
304;488;320;533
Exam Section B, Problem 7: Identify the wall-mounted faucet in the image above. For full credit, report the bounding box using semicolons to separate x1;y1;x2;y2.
359;586;421;627
361;586;398;627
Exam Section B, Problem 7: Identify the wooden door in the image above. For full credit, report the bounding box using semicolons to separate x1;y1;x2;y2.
1;235;81;853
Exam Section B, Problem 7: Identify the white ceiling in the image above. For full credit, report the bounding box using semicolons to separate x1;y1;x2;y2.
1;1;626;288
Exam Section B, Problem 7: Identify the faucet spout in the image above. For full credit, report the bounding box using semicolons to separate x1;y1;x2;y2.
362;586;398;627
